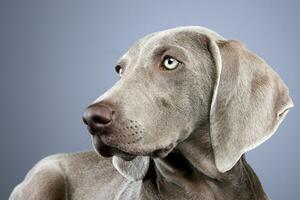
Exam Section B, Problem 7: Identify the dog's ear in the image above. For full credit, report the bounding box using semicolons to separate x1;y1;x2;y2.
112;156;150;181
207;38;293;173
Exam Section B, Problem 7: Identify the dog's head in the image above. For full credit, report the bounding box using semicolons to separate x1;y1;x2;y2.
83;27;293;179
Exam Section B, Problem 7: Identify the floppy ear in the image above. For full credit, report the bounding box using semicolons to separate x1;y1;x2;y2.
112;156;150;181
208;39;293;173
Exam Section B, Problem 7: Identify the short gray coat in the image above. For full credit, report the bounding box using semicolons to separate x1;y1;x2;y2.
10;26;293;200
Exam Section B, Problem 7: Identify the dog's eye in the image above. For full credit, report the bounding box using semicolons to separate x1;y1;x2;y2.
162;56;179;70
115;65;123;76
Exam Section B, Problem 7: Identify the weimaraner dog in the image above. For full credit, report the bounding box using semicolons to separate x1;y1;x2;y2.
10;26;293;200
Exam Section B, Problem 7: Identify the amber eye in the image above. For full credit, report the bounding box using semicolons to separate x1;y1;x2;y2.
115;65;123;76
162;56;179;70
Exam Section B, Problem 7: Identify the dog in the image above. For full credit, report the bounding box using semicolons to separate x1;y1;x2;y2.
10;26;293;200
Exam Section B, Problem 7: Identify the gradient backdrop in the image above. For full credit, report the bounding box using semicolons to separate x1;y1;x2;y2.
1;0;299;199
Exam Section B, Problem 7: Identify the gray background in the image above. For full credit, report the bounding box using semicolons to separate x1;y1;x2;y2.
0;0;299;199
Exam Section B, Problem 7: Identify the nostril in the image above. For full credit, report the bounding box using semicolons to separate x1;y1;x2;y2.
92;115;111;125
92;116;102;124
83;104;113;127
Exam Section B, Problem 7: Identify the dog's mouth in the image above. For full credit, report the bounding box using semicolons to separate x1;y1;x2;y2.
91;134;175;160
92;136;136;161
86;120;177;160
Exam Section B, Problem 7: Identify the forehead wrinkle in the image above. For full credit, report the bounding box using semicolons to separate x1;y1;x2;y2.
128;34;192;72
151;46;169;58
129;35;162;71
124;30;181;65
136;33;178;61
119;33;158;69
141;31;193;57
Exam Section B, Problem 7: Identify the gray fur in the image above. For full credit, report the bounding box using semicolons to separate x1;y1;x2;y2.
10;26;293;200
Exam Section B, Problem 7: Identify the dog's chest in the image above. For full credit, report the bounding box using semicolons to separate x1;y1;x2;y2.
68;174;208;200
113;179;206;200
114;180;158;200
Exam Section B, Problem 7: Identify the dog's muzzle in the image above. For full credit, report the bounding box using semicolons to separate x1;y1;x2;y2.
82;103;136;160
82;103;114;156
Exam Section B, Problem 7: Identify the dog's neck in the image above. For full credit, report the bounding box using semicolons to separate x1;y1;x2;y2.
147;126;269;200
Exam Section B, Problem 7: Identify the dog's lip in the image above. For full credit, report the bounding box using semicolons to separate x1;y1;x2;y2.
98;145;113;157
91;132;175;159
92;136;136;159
97;145;136;160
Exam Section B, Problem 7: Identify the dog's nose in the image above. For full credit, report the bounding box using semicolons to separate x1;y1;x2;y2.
82;104;113;129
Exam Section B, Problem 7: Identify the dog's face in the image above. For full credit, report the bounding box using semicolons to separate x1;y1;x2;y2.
83;27;293;173
84;29;218;158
